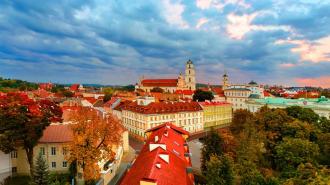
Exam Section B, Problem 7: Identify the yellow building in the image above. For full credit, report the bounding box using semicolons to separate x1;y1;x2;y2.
199;101;232;130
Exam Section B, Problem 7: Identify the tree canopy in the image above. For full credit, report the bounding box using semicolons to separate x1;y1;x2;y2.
67;107;123;181
0;92;62;175
193;89;214;102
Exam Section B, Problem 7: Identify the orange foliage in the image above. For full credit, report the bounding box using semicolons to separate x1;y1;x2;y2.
67;107;123;181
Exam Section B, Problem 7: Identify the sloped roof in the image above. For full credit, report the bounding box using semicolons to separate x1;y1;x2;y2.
39;124;73;143
141;79;178;87
121;101;202;114
120;123;194;185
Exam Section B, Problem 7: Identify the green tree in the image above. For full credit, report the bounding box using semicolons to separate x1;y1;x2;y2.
193;89;214;102
275;138;319;177
31;152;50;185
286;106;319;124
103;93;112;102
201;130;223;173
205;154;234;185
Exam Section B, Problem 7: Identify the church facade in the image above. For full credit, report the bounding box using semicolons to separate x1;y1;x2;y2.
135;60;196;93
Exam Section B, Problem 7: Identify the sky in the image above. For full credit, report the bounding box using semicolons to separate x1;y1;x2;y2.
0;0;330;87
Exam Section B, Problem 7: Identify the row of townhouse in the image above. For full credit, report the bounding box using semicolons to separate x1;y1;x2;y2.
111;96;233;139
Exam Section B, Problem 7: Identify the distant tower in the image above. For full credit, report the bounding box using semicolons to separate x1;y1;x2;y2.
185;59;196;91
223;71;229;90
177;72;185;90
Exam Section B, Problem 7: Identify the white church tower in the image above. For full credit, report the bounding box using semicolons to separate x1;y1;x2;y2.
185;59;196;91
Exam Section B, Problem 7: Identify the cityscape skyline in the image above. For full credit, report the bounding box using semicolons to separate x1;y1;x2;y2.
0;0;330;87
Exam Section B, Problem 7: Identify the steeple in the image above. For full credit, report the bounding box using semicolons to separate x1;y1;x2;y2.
223;71;229;90
185;60;196;91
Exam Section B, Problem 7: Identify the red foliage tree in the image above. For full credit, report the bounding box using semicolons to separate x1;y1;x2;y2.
0;92;62;175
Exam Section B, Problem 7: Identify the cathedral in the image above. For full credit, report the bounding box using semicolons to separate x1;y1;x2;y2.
135;60;196;93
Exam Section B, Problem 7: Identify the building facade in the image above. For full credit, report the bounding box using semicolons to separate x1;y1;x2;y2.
120;98;203;139
199;101;232;130
224;88;251;110
135;60;196;93
246;97;330;118
120;123;194;185
0;152;11;183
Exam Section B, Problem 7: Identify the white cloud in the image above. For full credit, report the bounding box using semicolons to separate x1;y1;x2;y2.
162;0;189;28
226;12;293;40
196;18;209;29
196;0;250;10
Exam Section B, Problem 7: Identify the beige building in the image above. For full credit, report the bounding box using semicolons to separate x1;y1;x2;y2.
199;101;232;130
135;60;196;93
224;88;251;110
120;97;203;139
11;123;129;185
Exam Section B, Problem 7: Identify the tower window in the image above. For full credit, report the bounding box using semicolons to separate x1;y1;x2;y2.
189;78;191;82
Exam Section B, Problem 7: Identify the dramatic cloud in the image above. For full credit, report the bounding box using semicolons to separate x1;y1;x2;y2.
296;76;330;88
0;0;329;86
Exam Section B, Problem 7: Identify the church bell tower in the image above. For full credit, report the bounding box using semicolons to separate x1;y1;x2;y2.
185;59;196;91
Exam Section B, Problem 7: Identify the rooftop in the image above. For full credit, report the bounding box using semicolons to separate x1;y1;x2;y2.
120;123;194;185
39;124;73;143
121;101;202;114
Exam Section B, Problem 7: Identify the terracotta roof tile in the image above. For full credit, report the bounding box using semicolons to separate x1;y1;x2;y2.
120;123;194;185
122;101;202;114
39;124;73;143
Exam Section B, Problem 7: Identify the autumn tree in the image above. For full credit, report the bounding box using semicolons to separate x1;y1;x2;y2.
201;130;224;173
230;109;254;135
275;138;319;177
205;154;234;185
0;93;62;175
67;107;123;181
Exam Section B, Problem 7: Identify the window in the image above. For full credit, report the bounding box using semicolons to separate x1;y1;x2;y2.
11;151;17;158
51;162;56;168
12;167;17;173
40;147;45;155
63;161;68;168
62;147;67;155
51;147;56;155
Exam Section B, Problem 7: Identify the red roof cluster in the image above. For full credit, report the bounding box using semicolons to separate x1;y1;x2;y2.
141;79;178;87
122;101;202;114
199;101;231;106
70;84;80;91
39;124;73;143
120;123;194;185
39;83;53;90
175;90;194;95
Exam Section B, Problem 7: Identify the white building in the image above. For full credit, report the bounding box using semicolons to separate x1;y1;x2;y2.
0;152;11;183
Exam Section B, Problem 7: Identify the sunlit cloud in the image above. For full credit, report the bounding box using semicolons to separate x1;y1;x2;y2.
276;36;330;63
162;0;189;28
196;0;250;10
196;18;209;29
226;12;293;40
295;76;330;88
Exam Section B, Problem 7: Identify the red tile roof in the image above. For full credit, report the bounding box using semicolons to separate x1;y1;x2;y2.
120;123;194;185
175;90;194;95
70;84;80;91
122;101;202;114
83;97;98;104
141;79;178;87
104;97;120;107
39;124;73;143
